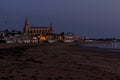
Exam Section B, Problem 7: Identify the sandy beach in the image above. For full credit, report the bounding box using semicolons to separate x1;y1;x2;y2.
0;43;120;80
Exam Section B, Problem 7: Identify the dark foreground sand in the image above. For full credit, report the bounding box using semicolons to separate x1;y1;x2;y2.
0;43;120;80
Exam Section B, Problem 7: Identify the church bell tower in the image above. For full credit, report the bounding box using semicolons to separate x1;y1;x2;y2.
24;17;29;34
49;23;54;34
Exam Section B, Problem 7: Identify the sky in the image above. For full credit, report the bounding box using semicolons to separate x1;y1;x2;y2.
0;0;120;38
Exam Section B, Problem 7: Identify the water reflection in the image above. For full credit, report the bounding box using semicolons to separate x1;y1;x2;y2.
83;42;120;49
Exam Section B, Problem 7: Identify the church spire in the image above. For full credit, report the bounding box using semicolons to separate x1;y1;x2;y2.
49;23;54;34
24;16;29;34
50;23;53;31
25;16;29;26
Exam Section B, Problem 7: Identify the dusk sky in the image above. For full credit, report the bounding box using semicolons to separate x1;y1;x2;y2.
0;0;120;38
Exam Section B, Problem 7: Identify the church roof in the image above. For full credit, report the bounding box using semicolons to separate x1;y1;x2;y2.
30;27;49;28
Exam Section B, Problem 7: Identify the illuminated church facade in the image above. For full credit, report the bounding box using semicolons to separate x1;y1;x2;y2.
24;17;54;36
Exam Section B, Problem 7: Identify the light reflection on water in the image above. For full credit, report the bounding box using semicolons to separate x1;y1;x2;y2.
82;41;120;49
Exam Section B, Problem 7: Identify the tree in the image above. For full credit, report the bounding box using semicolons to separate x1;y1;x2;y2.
4;29;9;33
18;31;22;34
60;32;65;39
12;30;16;34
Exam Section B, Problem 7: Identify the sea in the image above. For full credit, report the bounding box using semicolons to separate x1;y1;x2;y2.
81;41;120;49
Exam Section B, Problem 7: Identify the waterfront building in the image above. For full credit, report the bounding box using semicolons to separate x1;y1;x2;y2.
24;17;54;36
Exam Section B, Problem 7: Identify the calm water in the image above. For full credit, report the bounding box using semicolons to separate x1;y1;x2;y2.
82;41;120;49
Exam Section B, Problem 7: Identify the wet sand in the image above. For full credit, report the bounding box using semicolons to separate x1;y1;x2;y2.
0;43;120;80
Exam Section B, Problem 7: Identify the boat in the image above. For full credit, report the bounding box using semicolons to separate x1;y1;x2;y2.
48;40;57;43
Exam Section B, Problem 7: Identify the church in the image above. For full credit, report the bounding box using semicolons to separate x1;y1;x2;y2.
24;17;54;36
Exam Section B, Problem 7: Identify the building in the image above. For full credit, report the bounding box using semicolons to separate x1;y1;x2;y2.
24;17;54;36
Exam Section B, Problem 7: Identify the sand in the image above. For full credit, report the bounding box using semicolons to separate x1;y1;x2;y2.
0;43;120;80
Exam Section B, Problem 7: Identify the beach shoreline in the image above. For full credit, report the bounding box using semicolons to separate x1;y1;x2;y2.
0;43;120;80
